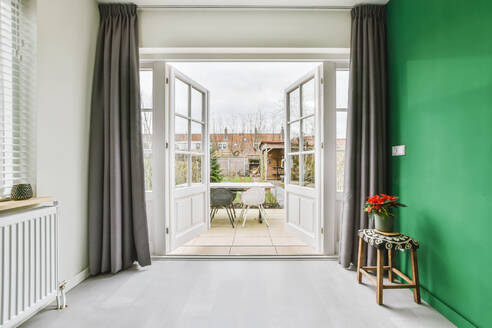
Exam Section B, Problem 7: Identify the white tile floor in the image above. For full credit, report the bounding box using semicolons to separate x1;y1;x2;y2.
169;209;319;255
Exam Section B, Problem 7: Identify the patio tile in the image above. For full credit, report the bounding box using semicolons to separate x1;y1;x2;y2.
205;228;235;233
210;225;234;229
233;236;273;246
275;246;318;255
201;230;235;237
235;229;270;237
178;246;231;255
190;236;234;246
209;226;233;230
236;223;268;228
271;236;306;246
167;247;185;255
267;218;285;222
236;222;267;227
174;207;317;254
268;218;285;222
211;222;234;227
229;247;276;255
265;213;285;218
266;216;285;219
268;226;288;233
267;223;286;229
240;221;265;227
268;230;292;237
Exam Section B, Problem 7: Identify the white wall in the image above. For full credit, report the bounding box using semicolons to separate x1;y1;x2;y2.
139;9;350;48
35;0;99;282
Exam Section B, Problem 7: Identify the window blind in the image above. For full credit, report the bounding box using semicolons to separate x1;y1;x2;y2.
0;0;35;198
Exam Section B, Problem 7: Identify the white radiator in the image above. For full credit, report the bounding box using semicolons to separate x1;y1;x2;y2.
0;203;59;328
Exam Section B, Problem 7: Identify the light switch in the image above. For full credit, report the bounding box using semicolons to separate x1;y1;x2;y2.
392;145;406;156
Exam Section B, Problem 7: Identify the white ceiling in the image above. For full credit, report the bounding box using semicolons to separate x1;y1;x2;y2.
99;0;389;8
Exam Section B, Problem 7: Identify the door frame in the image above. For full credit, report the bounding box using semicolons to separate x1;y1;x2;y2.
143;54;344;257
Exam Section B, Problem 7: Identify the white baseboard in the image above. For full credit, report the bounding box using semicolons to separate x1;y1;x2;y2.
65;267;90;292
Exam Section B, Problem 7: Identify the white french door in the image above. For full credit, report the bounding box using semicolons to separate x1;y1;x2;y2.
167;66;210;252
284;66;323;251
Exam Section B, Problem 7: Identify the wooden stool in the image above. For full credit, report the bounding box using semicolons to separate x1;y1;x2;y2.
357;229;421;305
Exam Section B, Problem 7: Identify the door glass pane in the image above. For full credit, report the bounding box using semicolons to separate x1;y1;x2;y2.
140;70;153;109
141;111;152;149
144;151;152;191
175;78;189;116
336;70;349;109
191;122;203;152
192;155;202;183
290;155;299;185
336;111;347;192
175;154;188;186
302;78;315;117
175;116;188;151
191;88;203;121
289;87;300;121
302;116;315;151
289;121;300;152
336;111;347;139
303;154;315;188
336;150;345;192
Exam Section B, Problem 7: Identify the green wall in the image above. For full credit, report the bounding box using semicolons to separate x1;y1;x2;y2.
387;1;492;327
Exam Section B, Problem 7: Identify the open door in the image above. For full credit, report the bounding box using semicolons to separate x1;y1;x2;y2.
284;66;323;251
167;66;210;252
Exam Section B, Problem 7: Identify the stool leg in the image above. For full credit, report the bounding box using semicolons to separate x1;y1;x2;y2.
377;249;384;305
357;237;365;284
411;249;421;304
388;248;393;283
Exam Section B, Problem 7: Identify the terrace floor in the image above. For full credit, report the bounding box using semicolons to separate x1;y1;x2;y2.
169;209;320;255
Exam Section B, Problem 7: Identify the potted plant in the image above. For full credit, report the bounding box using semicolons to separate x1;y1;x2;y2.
364;194;406;233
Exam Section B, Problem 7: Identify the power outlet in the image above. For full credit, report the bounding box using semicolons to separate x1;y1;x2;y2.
392;145;406;156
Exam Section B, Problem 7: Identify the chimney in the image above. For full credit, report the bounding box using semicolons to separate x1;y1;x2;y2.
280;126;285;141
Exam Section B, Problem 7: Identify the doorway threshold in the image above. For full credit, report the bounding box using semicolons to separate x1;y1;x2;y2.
152;255;338;261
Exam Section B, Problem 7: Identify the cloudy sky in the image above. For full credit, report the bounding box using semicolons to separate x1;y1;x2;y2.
170;62;322;134
141;62;349;138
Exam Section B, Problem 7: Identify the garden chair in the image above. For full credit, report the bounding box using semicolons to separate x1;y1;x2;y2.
239;188;270;227
210;188;236;228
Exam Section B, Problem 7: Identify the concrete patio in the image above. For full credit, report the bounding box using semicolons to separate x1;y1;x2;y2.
169;209;319;255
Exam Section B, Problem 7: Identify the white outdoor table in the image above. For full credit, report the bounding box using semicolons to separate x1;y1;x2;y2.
209;182;275;223
210;182;275;190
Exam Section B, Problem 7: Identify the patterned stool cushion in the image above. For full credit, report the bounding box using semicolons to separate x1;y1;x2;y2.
358;229;419;250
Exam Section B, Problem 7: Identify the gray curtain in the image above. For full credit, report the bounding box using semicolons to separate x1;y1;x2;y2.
339;5;388;268
88;3;151;275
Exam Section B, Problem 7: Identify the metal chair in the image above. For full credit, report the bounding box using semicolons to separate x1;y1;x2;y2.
239;188;270;227
210;188;236;228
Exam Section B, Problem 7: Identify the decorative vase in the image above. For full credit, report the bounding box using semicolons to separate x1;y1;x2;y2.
373;214;394;233
11;184;33;200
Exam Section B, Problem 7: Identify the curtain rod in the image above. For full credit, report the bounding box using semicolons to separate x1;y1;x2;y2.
136;5;352;12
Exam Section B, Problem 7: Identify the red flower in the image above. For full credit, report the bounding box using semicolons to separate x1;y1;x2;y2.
381;194;396;201
365;193;405;216
367;195;385;205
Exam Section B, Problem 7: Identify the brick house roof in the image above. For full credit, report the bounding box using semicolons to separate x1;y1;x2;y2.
211;133;283;158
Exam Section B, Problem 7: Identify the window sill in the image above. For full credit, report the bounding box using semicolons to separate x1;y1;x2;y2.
0;197;54;213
